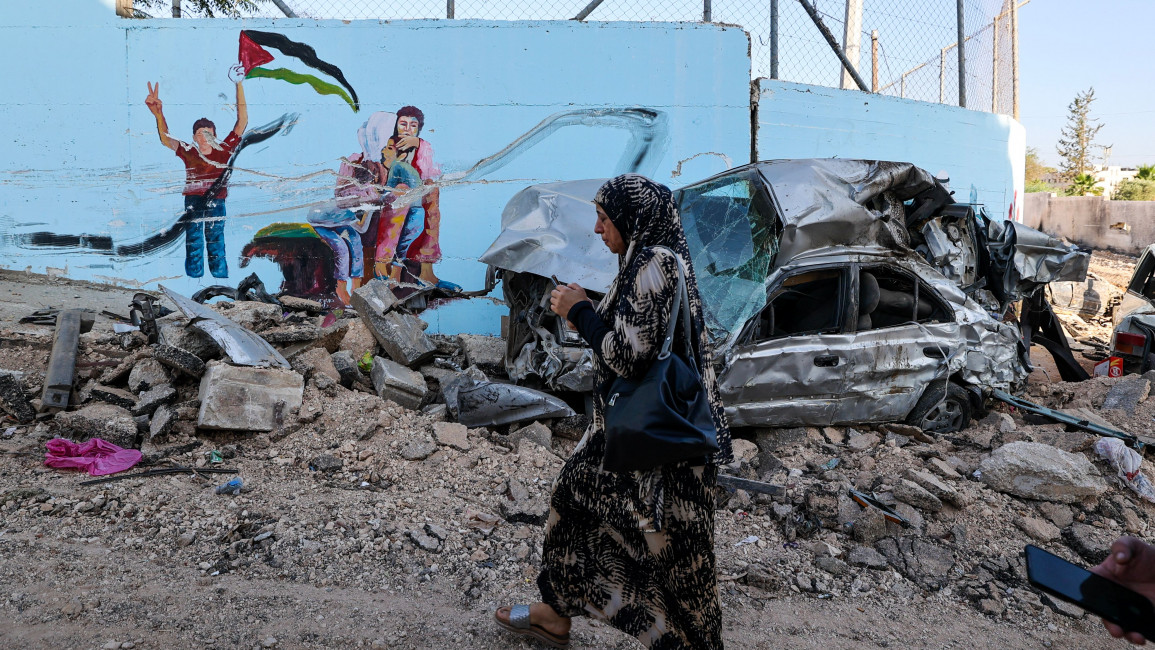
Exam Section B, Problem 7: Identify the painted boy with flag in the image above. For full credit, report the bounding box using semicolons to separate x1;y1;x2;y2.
144;79;247;279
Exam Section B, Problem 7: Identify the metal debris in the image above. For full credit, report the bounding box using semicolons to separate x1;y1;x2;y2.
40;309;95;411
990;389;1146;450
160;285;289;369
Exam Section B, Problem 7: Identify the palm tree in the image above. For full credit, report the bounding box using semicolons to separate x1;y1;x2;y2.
1065;173;1103;197
1136;164;1155;181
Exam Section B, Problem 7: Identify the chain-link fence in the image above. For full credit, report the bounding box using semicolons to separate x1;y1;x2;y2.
128;0;1023;117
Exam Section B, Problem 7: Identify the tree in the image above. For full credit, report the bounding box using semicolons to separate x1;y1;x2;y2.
1136;164;1155;181
1065;172;1103;197
1056;87;1104;183
1025;146;1057;192
1113;179;1155;201
134;0;270;18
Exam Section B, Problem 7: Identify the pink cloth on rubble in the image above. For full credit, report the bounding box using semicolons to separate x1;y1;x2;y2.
44;438;142;476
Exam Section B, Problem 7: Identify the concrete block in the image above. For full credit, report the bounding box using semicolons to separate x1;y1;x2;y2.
153;345;206;378
196;362;304;432
54;403;138;448
158;322;220;361
458;334;506;377
89;385;136;410
351;279;400;318
338;319;377;360
362;310;437;368
290;347;341;383
370;356;428;410
132;384;177;417
209;301;282;332
127;358;171;393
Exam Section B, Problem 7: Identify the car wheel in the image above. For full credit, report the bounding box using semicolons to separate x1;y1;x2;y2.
907;382;971;434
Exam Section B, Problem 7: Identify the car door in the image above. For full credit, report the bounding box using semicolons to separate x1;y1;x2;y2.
1115;245;1155;329
831;264;962;425
717;264;851;428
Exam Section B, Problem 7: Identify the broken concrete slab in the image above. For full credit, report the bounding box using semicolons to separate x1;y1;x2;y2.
509;421;551;451
54;403;138;449
399;438;437;461
432;421;471;451
1101;377;1151;415
875;536;957;591
1062;523;1113;564
904;468;963;507
290;347;341;384
153;345;206;378
350;279;400;319
0;372;35;423
847;545;888;569
149;404;175;440
893;479;943;512
363;311;437;368
261;324;322;344
196;361;304;432
277;295;324;314
457;334;506;377
208;300;283;331
89;385;136;410
1014;516;1060;542
370;357;428;410
927;457;962;480
309;454;343;472
127;357;171;393
158;322;221;361
847;432;881;452
978;441;1107;504
131;384;177;417
337;319;378;361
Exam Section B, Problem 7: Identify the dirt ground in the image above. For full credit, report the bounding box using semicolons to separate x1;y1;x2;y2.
0;258;1149;650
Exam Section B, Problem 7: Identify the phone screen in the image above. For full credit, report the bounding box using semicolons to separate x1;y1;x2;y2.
1025;545;1155;640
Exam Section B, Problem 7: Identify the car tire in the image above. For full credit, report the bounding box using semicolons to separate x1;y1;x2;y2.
906;381;971;434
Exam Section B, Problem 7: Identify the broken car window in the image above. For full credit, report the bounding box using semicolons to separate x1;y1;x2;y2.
753;269;845;340
677;170;780;342
859;266;951;330
1127;248;1155;300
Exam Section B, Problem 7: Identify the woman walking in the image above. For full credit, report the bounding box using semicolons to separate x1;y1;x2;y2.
494;174;733;649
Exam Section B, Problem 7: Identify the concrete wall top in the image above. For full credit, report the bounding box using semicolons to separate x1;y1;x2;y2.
756;79;1025;222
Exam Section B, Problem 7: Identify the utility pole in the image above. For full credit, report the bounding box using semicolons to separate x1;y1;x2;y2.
1011;0;1020;119
841;0;863;90
956;0;967;107
172;0;180;17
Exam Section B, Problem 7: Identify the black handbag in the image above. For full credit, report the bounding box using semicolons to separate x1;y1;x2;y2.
602;247;720;473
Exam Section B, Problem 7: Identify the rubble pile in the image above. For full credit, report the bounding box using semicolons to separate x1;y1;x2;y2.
1;274;1153;647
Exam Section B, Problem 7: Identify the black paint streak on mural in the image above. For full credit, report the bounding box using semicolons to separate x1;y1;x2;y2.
456;108;669;182
15;113;299;259
242;31;360;112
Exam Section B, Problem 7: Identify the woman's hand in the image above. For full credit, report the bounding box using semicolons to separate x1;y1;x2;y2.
1092;537;1155;645
550;283;589;321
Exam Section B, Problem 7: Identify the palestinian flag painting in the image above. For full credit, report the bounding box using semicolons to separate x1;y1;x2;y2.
239;30;360;112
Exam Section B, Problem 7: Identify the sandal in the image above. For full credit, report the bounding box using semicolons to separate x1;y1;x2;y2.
494;605;571;648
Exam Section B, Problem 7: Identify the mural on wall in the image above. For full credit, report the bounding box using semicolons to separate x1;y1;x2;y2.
0;15;752;331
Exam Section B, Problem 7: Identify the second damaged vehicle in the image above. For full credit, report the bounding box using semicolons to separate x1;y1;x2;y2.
480;160;1088;434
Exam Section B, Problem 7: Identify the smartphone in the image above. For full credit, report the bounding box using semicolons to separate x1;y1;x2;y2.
1025;544;1155;640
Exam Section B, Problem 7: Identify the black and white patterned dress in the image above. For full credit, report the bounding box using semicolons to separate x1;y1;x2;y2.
537;174;733;649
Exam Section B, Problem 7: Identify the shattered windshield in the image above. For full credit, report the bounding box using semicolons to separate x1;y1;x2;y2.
677;170;780;343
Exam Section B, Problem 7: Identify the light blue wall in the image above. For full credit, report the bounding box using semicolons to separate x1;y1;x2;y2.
756;80;1025;222
0;3;751;335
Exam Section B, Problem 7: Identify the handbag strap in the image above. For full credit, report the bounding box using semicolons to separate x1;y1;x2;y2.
651;246;696;367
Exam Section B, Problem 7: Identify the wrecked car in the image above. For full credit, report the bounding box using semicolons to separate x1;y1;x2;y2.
1110;244;1155;373
480;159;1088;433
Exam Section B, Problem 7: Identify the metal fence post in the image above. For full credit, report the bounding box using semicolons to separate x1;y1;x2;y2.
957;0;967;108
1012;0;1020;119
991;15;999;112
770;0;779;79
446;0;454;18
703;0;711;22
840;0;863;90
939;47;947;104
172;0;180;18
871;30;879;92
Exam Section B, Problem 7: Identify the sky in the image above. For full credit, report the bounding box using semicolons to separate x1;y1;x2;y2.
1018;0;1155;168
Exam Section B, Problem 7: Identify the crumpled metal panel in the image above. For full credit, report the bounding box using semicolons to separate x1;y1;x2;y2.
918;218;978;288
478;179;617;293
160;286;290;369
456;381;575;428
985;220;1089;300
508;338;595;393
756;159;935;263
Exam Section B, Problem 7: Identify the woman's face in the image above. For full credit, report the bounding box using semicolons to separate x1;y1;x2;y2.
594;204;626;254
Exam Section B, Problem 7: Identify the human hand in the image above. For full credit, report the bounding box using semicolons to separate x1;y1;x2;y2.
396;135;420;152
145;81;163;114
1092;537;1155;645
550;283;589;321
